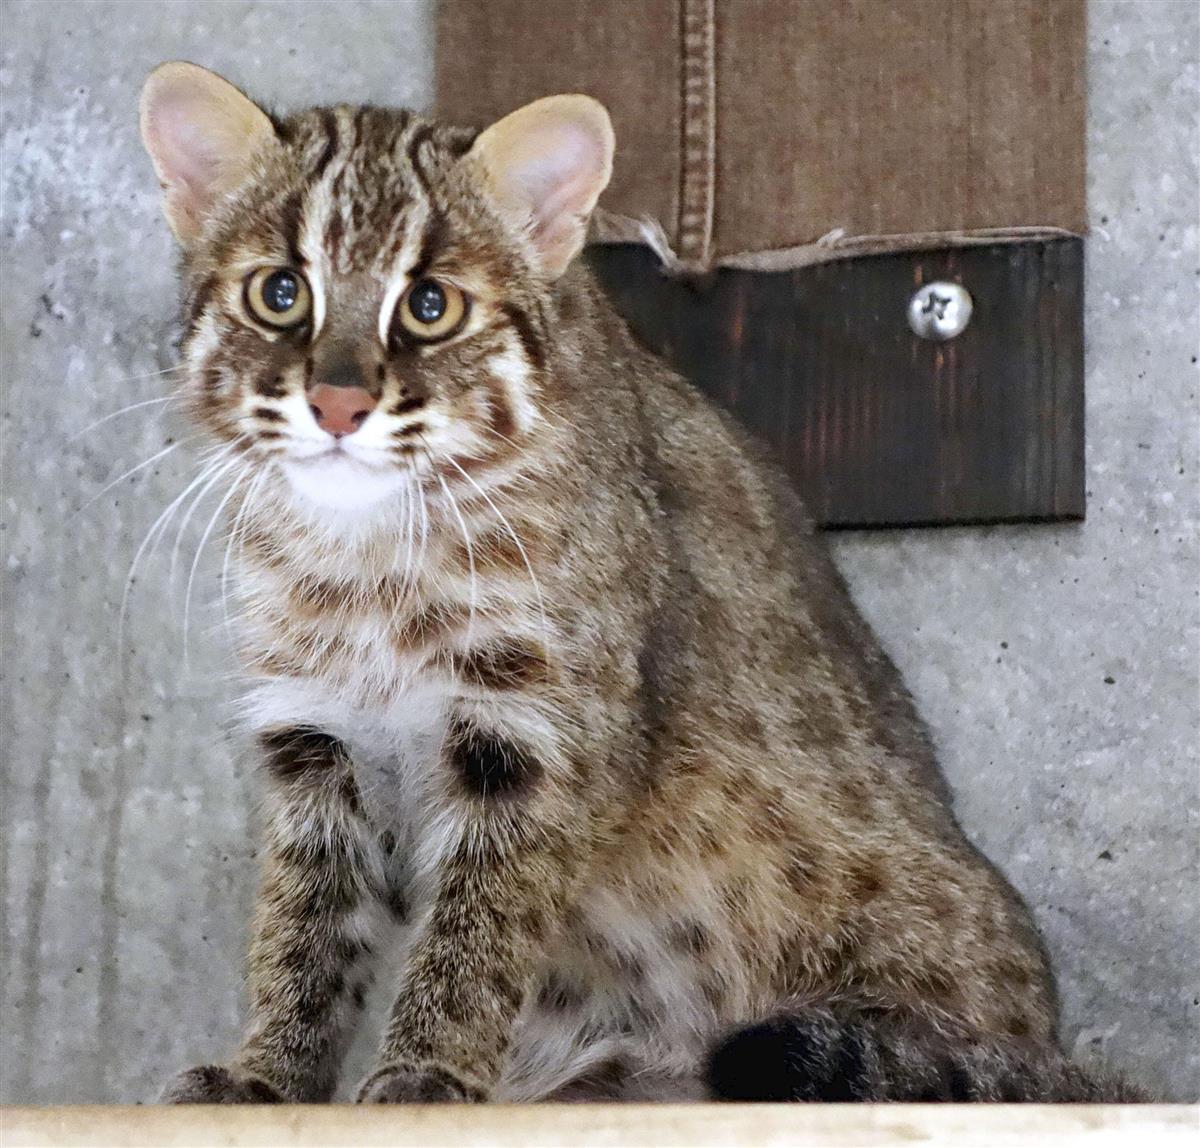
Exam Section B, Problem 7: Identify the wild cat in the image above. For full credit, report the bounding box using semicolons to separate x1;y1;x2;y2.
136;62;1135;1104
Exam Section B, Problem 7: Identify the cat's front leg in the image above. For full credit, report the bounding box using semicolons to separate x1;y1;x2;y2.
356;711;587;1103
163;728;385;1103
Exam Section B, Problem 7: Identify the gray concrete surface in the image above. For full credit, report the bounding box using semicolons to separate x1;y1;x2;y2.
1;0;1196;1105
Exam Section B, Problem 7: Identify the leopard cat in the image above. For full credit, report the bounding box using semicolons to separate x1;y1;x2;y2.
138;63;1138;1104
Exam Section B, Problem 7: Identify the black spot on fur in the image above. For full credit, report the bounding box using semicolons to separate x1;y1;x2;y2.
706;1016;870;1102
259;727;345;784
448;719;542;800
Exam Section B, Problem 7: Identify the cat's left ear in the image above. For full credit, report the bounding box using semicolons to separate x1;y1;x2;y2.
468;95;614;279
139;61;279;248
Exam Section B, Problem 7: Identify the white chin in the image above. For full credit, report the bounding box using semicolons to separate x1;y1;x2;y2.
280;454;409;513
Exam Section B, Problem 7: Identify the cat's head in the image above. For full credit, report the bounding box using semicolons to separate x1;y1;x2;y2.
139;62;612;515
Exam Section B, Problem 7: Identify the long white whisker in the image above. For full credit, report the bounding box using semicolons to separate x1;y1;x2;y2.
406;457;431;620
102;363;187;386
184;465;250;667
117;447;244;652
68;395;179;442
436;471;477;643
222;465;271;638
168;442;246;596
382;477;417;639
441;453;549;642
74;435;197;519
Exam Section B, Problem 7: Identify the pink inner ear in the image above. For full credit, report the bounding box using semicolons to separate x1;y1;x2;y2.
146;95;226;200
517;124;606;234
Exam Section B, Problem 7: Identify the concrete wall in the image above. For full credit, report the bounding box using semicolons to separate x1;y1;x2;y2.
2;0;1196;1104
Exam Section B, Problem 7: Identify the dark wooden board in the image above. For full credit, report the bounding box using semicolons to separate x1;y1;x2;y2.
586;239;1085;528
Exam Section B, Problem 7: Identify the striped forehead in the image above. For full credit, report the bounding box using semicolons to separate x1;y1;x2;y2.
297;107;434;286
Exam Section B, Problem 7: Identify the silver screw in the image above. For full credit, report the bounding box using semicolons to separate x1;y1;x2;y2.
907;281;973;341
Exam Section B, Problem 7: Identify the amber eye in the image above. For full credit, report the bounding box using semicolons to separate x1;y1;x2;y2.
393;278;468;344
244;267;312;329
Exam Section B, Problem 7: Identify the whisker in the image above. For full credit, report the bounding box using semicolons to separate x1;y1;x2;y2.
168;440;248;595
102;363;188;386
382;477;417;639
435;470;478;643
73;434;199;520
68;394;181;442
440;452;550;642
409;456;431;615
221;465;272;637
184;465;251;667
117;443;241;657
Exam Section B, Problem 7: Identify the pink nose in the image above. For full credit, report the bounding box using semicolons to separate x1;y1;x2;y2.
308;383;377;437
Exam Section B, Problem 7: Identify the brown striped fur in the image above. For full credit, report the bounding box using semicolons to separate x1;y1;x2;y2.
140;70;1139;1105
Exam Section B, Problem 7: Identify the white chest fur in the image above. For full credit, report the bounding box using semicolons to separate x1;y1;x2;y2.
243;672;464;902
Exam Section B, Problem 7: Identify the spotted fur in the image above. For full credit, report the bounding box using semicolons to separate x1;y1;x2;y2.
144;85;1135;1105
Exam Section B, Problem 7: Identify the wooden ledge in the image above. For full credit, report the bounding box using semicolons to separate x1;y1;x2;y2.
2;1104;1196;1148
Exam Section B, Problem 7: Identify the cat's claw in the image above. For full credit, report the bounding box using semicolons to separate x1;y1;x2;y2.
160;1064;285;1104
355;1059;488;1103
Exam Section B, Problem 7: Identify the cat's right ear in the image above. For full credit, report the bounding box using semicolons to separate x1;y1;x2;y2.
139;62;278;248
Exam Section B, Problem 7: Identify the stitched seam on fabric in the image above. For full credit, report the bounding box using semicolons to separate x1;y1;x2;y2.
677;0;716;269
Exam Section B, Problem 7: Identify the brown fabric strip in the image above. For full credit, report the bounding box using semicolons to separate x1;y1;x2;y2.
436;0;1086;271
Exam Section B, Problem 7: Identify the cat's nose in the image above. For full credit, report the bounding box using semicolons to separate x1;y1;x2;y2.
308;383;377;437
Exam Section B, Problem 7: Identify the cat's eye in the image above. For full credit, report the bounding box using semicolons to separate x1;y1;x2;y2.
393;278;468;344
244;267;312;330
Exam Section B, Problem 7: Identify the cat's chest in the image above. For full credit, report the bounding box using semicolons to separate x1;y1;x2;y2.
245;672;453;835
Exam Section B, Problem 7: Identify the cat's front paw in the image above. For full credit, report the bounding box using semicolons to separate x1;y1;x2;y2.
355;1060;488;1104
161;1064;285;1104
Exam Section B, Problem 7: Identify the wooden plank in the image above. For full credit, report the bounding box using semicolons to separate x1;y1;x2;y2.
586;239;1085;528
3;1103;1195;1148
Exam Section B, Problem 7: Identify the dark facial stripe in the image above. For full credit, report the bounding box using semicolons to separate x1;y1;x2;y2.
280;190;306;267
312;108;339;179
405;123;440;196
256;372;288;399
185;273;219;330
407;212;446;283
253;407;285;423
500;302;546;373
389;396;425;416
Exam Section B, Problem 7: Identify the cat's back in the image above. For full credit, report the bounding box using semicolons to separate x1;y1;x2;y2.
561;270;943;795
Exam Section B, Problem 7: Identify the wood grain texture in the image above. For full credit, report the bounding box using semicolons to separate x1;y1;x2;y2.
586;239;1085;528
